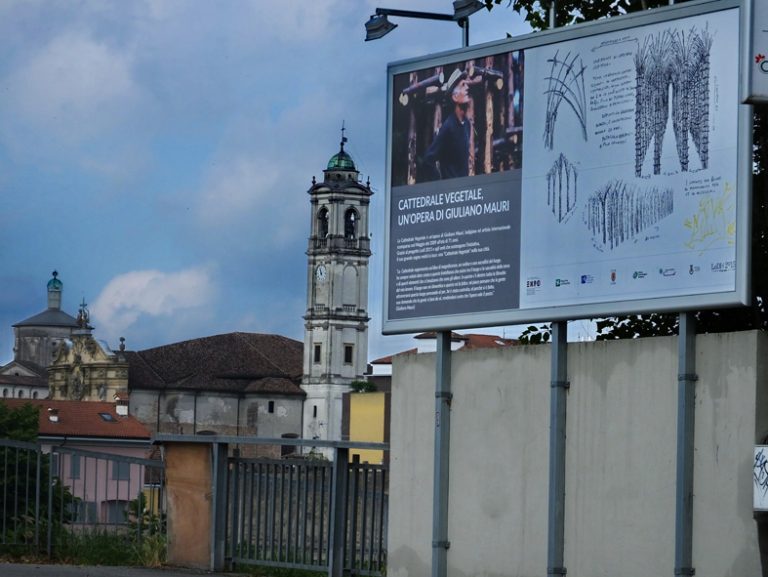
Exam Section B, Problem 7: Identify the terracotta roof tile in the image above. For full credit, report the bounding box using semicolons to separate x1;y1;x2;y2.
1;399;151;440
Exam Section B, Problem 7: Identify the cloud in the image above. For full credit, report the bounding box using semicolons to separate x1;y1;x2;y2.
2;32;143;146
90;267;216;339
195;154;304;250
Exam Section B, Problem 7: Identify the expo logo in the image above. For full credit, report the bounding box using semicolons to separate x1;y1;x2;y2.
526;279;541;288
756;54;768;74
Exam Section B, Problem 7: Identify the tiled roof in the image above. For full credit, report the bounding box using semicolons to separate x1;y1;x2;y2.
1;399;151;440
0;374;47;388
370;349;417;365
127;332;305;396
460;333;518;349
0;359;47;377
13;308;79;328
371;333;518;366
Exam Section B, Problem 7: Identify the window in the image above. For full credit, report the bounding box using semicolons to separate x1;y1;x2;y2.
69;500;96;523
2;389;7;398
17;390;24;398
112;461;130;481
69;455;81;480
313;405;318;419
268;401;275;414
344;208;358;239
313;344;321;364
281;433;298;456
317;208;329;238
104;500;129;524
247;404;258;428
344;344;354;364
32;391;38;399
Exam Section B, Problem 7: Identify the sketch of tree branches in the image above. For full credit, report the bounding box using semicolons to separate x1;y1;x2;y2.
634;26;712;176
543;50;588;150
584;179;673;250
547;153;578;223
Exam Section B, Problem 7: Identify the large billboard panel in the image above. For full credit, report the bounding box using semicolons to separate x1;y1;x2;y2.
384;0;749;334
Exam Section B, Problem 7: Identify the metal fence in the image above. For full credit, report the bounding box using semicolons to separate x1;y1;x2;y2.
0;438;166;557
228;451;388;576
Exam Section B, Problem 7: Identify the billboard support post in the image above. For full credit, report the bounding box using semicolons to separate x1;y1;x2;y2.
675;312;697;576
432;331;452;577
547;320;568;577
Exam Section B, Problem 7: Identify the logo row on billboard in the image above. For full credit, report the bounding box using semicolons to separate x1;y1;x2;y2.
525;260;736;290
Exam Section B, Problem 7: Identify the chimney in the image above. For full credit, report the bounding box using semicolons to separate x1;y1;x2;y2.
47;407;59;423
114;394;129;417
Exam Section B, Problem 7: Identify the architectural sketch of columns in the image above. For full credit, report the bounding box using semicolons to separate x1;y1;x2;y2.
543;51;588;150
584;179;673;250
547;153;578;223
635;26;712;176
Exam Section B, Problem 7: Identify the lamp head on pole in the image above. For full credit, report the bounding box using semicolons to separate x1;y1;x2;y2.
365;13;398;41
452;0;484;20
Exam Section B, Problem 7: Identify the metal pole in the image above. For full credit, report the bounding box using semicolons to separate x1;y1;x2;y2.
432;330;452;577
545;6;565;575
549;0;557;29
547;321;568;577
460;18;469;48
329;446;350;577
674;312;696;576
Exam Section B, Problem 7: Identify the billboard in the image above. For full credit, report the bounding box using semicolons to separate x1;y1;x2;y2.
384;0;750;334
745;0;768;103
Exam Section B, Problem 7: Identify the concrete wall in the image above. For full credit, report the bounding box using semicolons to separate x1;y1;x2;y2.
129;390;303;440
388;331;767;577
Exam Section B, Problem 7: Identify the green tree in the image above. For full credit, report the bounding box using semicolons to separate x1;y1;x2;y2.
0;402;77;553
0;401;39;441
483;0;689;31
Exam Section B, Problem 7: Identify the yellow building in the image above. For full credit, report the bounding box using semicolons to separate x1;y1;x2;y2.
343;391;389;465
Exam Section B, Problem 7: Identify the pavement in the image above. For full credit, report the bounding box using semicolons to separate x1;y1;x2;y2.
0;564;251;577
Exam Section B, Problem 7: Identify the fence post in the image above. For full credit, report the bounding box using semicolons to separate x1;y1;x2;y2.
228;447;240;568
329;446;349;577
211;442;229;572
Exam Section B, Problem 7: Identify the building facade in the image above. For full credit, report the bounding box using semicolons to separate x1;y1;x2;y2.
0;272;80;399
302;134;372;456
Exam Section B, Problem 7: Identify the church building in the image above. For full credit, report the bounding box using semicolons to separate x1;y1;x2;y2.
0;271;80;399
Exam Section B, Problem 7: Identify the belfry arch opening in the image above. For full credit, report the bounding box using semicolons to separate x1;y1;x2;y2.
317;208;329;238
344;208;358;240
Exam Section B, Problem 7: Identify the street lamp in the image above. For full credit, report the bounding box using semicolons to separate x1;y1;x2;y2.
364;1;484;48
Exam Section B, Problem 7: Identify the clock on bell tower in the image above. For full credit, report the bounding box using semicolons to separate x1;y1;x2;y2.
301;129;373;456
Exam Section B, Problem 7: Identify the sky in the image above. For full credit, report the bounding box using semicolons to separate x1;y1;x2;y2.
0;0;559;365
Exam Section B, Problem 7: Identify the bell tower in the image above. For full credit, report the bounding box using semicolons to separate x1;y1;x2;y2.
302;130;372;456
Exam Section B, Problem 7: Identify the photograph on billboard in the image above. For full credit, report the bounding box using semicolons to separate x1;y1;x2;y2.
384;3;746;333
389;50;524;321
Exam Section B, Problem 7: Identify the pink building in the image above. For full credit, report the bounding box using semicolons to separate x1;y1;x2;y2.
3;398;153;525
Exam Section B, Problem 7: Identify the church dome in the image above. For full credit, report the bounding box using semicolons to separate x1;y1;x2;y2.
327;149;356;171
47;271;63;291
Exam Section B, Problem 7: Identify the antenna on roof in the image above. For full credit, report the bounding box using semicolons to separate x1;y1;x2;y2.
340;121;347;150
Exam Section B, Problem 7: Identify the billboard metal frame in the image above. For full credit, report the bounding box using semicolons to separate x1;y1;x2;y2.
382;0;751;335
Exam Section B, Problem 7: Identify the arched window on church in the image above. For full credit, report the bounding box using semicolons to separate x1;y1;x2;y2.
344;208;358;240
317;208;329;238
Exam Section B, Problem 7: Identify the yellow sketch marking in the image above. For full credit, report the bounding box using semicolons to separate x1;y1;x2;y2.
683;181;735;253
